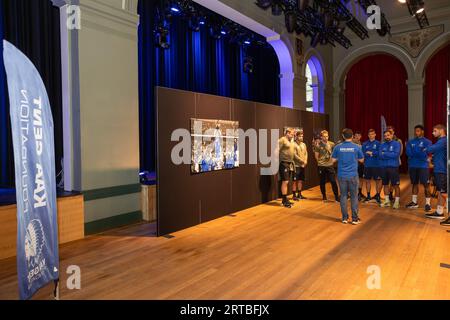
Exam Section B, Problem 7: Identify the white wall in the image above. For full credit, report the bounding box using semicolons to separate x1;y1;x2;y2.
67;0;141;224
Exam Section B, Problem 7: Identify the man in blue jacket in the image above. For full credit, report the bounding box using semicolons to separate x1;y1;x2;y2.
332;128;365;225
362;129;383;205
379;130;402;209
405;125;432;211
424;124;448;224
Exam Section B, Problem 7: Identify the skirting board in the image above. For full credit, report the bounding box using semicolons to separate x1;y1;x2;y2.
84;211;143;235
0;194;85;260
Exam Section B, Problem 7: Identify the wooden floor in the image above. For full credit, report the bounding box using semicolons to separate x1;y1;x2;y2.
0;176;449;300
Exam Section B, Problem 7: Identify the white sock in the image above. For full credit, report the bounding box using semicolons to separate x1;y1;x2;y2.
437;206;444;215
395;197;400;204
426;198;431;205
384;197;390;203
412;195;418;203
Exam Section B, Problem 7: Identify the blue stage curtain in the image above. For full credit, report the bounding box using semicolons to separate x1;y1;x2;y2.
138;0;281;173
0;0;63;188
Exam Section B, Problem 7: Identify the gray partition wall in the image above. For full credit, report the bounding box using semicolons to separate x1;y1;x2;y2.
156;87;330;236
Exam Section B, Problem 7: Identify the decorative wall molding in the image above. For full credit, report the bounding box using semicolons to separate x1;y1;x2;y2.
415;32;450;77
79;0;139;40
333;43;416;88
389;25;444;58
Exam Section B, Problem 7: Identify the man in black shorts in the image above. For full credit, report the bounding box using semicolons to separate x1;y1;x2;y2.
353;131;365;201
313;130;339;202
405;125;432;211
424;124;448;222
387;125;403;201
362;129;383;204
278;128;295;208
379;130;401;209
293;130;308;201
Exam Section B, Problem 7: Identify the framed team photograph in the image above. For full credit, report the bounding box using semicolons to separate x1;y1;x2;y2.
190;118;239;174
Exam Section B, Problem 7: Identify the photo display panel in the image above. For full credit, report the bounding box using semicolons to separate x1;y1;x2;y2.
190;119;239;174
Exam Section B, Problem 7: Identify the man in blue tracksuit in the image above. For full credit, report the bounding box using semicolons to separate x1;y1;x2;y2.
362;129;383;204
332;128;364;225
405;125;432;211
379;130;402;209
424;124;448;224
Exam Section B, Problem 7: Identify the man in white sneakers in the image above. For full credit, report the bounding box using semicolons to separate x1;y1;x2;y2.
424;124;448;223
379;130;401;209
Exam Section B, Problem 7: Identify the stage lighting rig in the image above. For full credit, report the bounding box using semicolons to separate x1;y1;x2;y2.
405;0;429;29
155;26;170;49
255;0;361;48
156;0;269;48
243;56;254;74
254;0;396;48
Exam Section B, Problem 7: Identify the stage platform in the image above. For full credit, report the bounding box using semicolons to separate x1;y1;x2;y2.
0;189;85;260
0;176;449;300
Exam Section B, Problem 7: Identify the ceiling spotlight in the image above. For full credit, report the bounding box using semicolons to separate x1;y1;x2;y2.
209;26;220;39
377;27;387;37
272;2;283;16
244;40;251;45
189;16;201;32
243;56;254;74
155;26;170;49
323;13;333;28
310;33;320;48
398;0;406;3
169;1;180;14
255;0;272;10
416;7;424;14
298;0;309;11
285;11;297;33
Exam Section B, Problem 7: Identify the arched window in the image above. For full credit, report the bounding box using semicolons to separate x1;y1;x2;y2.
305;64;313;112
305;56;324;113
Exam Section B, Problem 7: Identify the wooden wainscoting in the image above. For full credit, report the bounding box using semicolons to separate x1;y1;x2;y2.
0;194;85;260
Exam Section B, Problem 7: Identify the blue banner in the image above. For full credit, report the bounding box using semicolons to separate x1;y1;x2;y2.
3;40;59;300
381;115;387;142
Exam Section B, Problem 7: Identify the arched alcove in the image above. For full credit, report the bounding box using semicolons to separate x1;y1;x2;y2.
423;42;450;140
305;55;325;113
416;32;450;79
344;53;409;169
334;44;415;89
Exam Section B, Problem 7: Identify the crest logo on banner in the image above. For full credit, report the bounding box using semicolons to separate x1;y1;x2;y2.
2;40;59;300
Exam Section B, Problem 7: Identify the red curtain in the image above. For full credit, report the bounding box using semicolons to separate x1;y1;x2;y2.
345;54;409;170
424;44;450;141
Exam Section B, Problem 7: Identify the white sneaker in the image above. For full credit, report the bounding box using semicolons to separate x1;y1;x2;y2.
380;201;391;208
